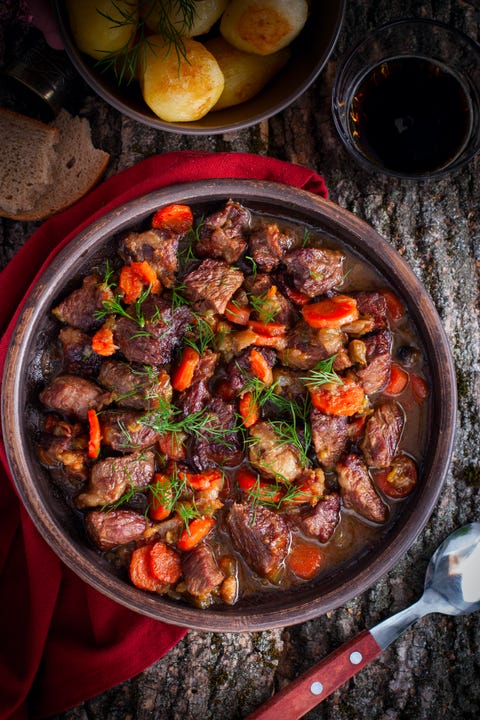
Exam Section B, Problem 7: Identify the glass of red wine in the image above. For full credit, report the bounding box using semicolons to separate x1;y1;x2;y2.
332;18;480;179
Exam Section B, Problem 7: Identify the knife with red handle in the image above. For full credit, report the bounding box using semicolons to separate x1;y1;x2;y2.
245;630;381;720
245;595;428;720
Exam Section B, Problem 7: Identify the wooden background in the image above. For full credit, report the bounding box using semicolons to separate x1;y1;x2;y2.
1;1;479;718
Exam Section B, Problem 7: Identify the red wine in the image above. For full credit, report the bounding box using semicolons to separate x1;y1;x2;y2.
349;57;472;175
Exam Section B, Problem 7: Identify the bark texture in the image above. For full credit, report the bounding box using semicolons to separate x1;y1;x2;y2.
1;1;479;719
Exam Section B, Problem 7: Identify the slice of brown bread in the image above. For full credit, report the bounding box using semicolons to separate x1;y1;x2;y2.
0;108;110;221
0;108;59;215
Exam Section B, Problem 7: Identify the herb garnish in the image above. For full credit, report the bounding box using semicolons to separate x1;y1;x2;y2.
300;355;343;388
95;0;197;84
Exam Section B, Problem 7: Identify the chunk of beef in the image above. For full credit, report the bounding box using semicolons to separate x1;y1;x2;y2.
120;228;179;288
76;450;155;508
85;508;148;550
114;297;192;366
246;278;296;326
36;415;88;480
195;199;250;263
182;543;224;597
282;247;344;297
355;291;388;331
336;453;388;523
294;492;341;542
59;326;102;376
361;401;404;468
98;360;172;410
227;502;290;578
52;274;106;332
248;420;303;482
183;259;244;314
277;320;331;370
242;273;273;296
177;350;219;415
190;397;242;470
311;409;350;469
356;330;392;394
248;223;294;271
101;411;161;453
39;374;112;420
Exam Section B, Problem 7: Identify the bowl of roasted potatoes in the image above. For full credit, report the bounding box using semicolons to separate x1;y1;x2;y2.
53;0;345;134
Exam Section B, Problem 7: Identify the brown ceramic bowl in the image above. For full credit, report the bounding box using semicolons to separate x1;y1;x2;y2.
2;180;456;631
52;1;345;134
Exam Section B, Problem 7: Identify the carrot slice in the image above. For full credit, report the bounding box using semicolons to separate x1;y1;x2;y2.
119;265;144;304
248;320;286;337
151;204;193;233
171;346;200;392
148;473;173;521
380;289;405;323
251;333;287;350
385;363;409;395
129;545;165;592
92;326;118;357
249;348;273;386
288;541;323;579
239;391;259;427
309;377;365;416
302;295;359;329
177;517;216;551
130;261;161;294
237;468;282;503
119;261;160;304
283;285;311;306
184;468;224;491
149;541;182;584
225;301;251;325
87;408;102;459
410;373;429;403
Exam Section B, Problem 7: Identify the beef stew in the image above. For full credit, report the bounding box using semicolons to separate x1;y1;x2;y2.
34;199;430;609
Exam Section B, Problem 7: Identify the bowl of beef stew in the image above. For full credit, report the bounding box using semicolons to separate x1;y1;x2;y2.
2;180;456;631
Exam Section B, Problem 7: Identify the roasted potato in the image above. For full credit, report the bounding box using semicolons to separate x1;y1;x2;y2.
66;0;138;60
206;37;290;110
220;0;308;55
139;36;225;122
141;0;228;37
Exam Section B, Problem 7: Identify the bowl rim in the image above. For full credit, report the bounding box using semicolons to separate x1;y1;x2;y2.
331;17;480;180
1;179;457;631
53;0;346;135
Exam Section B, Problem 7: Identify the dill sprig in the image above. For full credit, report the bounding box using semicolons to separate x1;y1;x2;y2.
244;255;258;280
178;219;202;266
94;285;152;328
248;289;280;324
300;355;343;388
176;500;202;532
94;263;155;328
183;312;216;355
140;397;239;449
267;419;312;468
301;228;311;248
240;472;313;512
94;0;197;84
169;282;190;310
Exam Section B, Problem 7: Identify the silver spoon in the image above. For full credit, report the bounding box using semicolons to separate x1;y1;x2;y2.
246;522;480;720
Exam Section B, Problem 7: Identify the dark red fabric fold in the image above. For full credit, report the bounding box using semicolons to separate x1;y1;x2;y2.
0;151;328;720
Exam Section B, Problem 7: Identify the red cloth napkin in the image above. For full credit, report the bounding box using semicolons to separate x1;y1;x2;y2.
0;151;328;720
